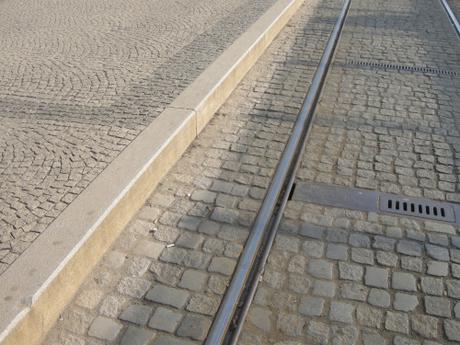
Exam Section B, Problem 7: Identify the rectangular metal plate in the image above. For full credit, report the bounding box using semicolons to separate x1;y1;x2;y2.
292;182;460;224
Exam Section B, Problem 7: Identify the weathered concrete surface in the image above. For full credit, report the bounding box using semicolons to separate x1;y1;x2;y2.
0;0;278;273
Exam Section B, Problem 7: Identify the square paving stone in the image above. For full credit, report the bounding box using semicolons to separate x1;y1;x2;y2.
446;279;460;298
308;259;333;279
452;263;460;278
329;301;354;324
120;326;155;345
299;224;324;239
326;228;348;243
394;293;418;312
145;284;189;308
349;233;371;248
385;311;409;334
118;277;151;298
444;320;460;341
397;240;422;257
208;256;236;276
376;251;398;267
420;277;444;296
365;267;388;288
362;330;385;345
178;269;208;291
186;294;220;316
351;248;374;265
88;316;123;341
338;262;363;281
299;297;324;316
177;314;212;340
426;244;449;261
248;306;272;332
303;240;324;258
307;320;329;344
411;314;438;339
373;236;395;251
356;305;383;329
340;282;368;302
401;256;423;272
148;307;183;333
368;289;390;307
119;304;152;326
133;240;164;259
425;296;451;317
312;280;336;297
392;272;416;291
426;261;449;276
176;233;204;250
326;244;348;261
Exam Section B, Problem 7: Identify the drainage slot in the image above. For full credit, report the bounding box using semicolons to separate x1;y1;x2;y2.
379;194;455;222
345;60;457;76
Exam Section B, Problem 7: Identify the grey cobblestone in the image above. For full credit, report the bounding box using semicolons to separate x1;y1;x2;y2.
308;259;333;280
444;320;460;341
148;307;182;333
394;293;418;312
392;272;417;292
88;317;123;341
368;289;391;307
329;301;354;324
351;248;374;265
299;296;324;316
411;314;438;339
365;267;388;288
446;279;460;298
326;243;348;260
145;285;189;309
338;262;363;281
385;311;409;334
425;296;451;317
119;305;152;326
427;261;449;277
177;314;211;340
120;327;155;345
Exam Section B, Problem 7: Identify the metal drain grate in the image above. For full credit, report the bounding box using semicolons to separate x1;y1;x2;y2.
292;182;460;224
379;194;456;222
346;60;457;76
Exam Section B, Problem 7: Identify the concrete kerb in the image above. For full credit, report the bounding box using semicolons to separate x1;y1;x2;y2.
0;0;304;344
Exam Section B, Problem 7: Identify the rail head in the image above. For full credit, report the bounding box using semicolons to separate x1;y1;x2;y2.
440;0;460;37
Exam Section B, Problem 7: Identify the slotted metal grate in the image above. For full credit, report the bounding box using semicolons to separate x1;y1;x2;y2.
379;194;456;222
346;60;457;76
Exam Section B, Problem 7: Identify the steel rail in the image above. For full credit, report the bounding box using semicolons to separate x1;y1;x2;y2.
204;0;352;344
440;0;460;37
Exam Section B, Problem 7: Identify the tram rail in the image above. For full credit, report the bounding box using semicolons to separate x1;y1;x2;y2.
441;0;460;37
204;0;353;343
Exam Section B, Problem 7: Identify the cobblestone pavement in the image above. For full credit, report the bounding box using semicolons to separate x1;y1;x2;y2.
298;0;460;202
0;0;279;273
241;202;460;345
240;0;460;344
42;0;342;344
